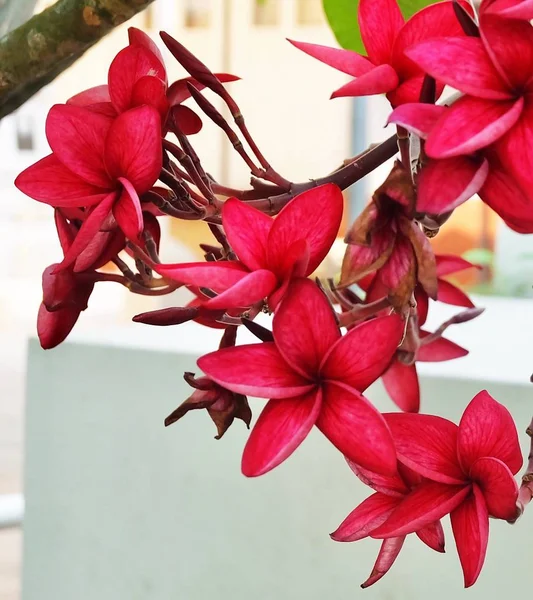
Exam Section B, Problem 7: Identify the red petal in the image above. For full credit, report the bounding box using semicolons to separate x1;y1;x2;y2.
166;73;240;106
241;389;322;477
108;45;166;113
67;85;111;106
37;303;82;350
358;0;404;65
156;261;249;292
450;485;489;588
436;254;478;277
480;14;533;90
470;457;519;520
130;75;169;120
267;183;343;276
347;460;409;497
127;27;166;75
198;343;315;399
361;537;405;588
267;239;310;302
331;64;400;99
331;493;400;542
417;156;489;214
425;96;524;158
55;192;117;271
272;279;340;378
54;209;75;254
387;103;446;139
222;198;272;271
417;334;469;362
484;0;533;19
318;381;397;476
104;105;162;194
113;179;144;242
287;39;374;76
203;269;277;310
382;360;420;413
436;279;475;308
321;314;404;391
457;390;523;474
171;104;202;135
15;154;108;207
384;413;465;484
416;287;429;326
416;521;445;553
405;38;509;99
372;482;470;538
45;104;113;188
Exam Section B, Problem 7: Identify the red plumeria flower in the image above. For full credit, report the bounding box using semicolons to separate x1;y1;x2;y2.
371;391;522;587
289;0;466;106
68;28;238;135
38;210;125;349
15;104;162;269
404;14;533;194
389;103;533;233
340;162;437;310
331;461;445;587
480;0;533;19
157;184;344;311
198;278;404;477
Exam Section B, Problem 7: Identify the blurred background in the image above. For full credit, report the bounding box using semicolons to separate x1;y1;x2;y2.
1;1;533;598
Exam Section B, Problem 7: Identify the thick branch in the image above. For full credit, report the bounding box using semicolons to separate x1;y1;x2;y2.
0;0;155;119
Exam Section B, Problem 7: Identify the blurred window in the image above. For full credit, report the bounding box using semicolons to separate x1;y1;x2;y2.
253;0;280;26
184;0;211;28
296;0;324;25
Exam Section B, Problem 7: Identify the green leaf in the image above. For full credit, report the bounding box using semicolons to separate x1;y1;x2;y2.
322;0;441;53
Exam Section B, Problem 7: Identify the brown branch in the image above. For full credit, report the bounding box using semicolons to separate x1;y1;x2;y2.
0;0;155;119
515;417;533;519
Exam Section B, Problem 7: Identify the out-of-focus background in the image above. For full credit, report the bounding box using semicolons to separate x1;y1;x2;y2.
1;1;533;599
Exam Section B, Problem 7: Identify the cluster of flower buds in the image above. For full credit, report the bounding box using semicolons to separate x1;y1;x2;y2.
15;0;533;588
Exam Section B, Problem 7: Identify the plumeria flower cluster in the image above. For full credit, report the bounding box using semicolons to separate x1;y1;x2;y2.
14;0;533;590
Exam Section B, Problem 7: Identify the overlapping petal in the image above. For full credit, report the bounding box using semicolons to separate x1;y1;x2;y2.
359;0;404;65
361;537;405;588
381;360;420;413
387;103;446;139
417;335;469;362
470;457;519;520
287;40;374;76
156;262;249;292
204;269;277;310
331;65;400;99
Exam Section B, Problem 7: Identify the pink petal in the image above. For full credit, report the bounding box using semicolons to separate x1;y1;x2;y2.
416;521;445;553
67;85;111;106
382;360;420;413
318;381;397;476
15;154;109;208
37;303;82;350
347;460;409;497
387;103;446;139
108;45;166;114
267;239;310;306
287;39;374;76
104;105;162;194
484;0;533;19
417;334;469;362
166;73;240;106
372;482;470;538
198;342;315;399
450;485;489;588
55;192;117;271
361;537;405;588
436;279;475;309
170;104;202;135
272;278;340;378
331;64;400;99
222;198;272;271
331;493;401;542
267;183;344;276
203;269;277;310
417;156;489;214
425;96;524;158
457;390;523;475
470;457;519;520
130;75;169;119
321;314;404;392
156;261;249;292
127;27;166;75
45;104;113;188
386;76;440;107
436;254;478;277
358;0;404;65
480;14;533;90
241;389;322;477
113;178;144;242
384;413;465;484
405;38;510;99
392;1;471;76
54;209;75;254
